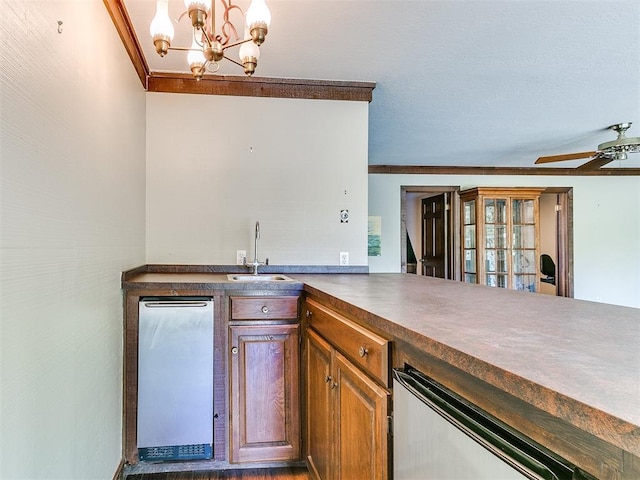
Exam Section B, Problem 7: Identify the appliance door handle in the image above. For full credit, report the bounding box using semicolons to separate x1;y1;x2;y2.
142;301;210;308
393;369;569;480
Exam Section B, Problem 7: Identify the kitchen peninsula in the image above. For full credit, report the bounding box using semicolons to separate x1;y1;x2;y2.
121;267;640;479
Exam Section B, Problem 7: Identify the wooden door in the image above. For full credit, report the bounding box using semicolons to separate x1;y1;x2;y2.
421;193;448;278
305;329;333;480
334;352;389;480
229;324;300;463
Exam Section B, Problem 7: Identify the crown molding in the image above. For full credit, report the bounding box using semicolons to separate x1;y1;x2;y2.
147;73;375;101
103;1;375;101
368;165;640;176
103;0;148;88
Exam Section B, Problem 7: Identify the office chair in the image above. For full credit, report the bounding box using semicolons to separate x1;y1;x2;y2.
540;254;556;286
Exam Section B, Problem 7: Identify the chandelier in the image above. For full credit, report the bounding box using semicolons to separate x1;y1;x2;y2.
150;0;271;79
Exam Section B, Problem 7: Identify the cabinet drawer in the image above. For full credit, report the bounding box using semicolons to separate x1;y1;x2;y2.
305;298;389;386
231;296;299;320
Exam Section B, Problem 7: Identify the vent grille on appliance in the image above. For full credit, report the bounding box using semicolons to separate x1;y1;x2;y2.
138;443;212;462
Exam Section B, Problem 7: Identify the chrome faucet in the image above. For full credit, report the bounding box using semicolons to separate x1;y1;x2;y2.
244;221;268;274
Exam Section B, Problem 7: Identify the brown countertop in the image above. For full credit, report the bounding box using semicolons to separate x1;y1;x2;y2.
122;272;305;292
121;265;365;291
293;273;640;457
121;267;640;461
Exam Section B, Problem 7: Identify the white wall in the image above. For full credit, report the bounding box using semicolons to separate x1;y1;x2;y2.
0;2;146;479
146;93;369;266
369;174;640;308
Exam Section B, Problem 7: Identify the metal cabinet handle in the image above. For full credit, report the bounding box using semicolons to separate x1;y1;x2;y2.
261;305;269;314
330;381;338;390
306;310;312;318
231;346;238;355
325;375;332;384
359;346;369;357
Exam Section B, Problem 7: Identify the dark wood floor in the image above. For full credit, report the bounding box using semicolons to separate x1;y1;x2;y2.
126;467;311;480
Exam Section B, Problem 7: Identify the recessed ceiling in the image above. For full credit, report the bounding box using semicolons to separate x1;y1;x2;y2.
122;0;640;168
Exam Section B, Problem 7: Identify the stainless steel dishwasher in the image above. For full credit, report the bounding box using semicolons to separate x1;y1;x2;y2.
137;297;214;462
393;366;597;480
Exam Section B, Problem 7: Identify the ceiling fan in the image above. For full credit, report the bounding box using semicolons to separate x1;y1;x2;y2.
535;123;640;170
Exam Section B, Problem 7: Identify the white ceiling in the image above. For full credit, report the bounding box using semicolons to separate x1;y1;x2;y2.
123;0;640;168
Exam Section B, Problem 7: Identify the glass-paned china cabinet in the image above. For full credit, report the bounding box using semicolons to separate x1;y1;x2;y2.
460;188;544;292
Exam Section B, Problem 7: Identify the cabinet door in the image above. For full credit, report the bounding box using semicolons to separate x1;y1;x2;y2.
229;324;300;463
305;329;334;480
334;352;389;480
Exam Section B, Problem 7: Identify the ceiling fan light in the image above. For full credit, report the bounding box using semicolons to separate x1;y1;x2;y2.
598;136;640;154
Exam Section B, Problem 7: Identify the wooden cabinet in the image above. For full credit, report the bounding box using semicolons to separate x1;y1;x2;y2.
228;296;300;464
461;187;544;292
305;329;333;480
304;298;390;480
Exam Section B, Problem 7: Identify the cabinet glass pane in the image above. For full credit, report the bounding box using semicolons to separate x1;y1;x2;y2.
486;274;507;288
484;198;507;223
486;250;507;273
485;226;506;248
513;250;536;273
464;250;476;273
486;250;495;272
514;274;537;292
495;226;506;248
496;199;507;223
496;249;507;272
512;199;534;224
464;225;476;248
464;273;477;283
485;199;495;223
513;225;535;248
464;200;476;225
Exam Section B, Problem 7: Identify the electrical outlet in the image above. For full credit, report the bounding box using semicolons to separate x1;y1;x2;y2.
236;250;246;265
340;252;349;266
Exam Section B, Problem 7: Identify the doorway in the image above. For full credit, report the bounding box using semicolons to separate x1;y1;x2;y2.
401;187;459;281
401;186;573;297
421;193;451;278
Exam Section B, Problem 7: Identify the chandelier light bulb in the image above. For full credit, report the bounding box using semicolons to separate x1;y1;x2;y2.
246;0;271;27
246;0;271;45
150;0;174;56
239;28;260;75
239;29;261;61
187;37;206;79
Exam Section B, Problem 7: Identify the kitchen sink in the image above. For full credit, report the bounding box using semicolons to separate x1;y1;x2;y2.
227;274;294;282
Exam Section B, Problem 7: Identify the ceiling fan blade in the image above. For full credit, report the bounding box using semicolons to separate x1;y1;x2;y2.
577;156;613;171
535;151;598;164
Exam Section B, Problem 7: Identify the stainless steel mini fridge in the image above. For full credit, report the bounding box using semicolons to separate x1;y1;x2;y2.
137;297;214;461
